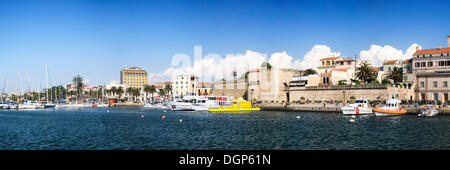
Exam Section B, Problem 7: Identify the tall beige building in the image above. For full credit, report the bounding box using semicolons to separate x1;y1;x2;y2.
173;75;198;97
120;67;149;89
412;36;450;103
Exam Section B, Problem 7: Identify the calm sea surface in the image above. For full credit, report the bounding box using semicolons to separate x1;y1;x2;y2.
0;108;448;150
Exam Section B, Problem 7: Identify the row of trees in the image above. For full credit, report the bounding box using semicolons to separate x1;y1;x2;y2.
355;62;403;85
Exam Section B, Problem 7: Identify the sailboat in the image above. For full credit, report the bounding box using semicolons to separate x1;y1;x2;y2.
44;65;55;108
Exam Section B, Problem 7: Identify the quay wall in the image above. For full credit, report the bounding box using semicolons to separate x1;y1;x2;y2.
260;103;450;115
286;85;415;103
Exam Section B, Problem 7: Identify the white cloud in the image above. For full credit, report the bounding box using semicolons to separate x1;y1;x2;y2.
293;45;341;69
359;44;421;66
149;43;421;83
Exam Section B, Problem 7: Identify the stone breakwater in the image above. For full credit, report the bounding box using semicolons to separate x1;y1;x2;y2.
260;103;450;115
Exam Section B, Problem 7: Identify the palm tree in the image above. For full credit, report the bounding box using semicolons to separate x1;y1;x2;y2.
72;75;84;101
110;86;117;97
356;62;377;83
388;67;403;83
131;88;141;102
164;84;172;99
261;62;272;70
126;87;133;101
149;85;156;103
143;85;151;102
158;88;166;98
239;71;249;80
232;71;237;80
116;87;124;102
305;69;317;76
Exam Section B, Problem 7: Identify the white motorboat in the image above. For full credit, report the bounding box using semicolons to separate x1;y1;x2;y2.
418;108;438;117
340;99;372;115
373;99;407;116
18;101;41;110
167;99;194;111
143;103;156;108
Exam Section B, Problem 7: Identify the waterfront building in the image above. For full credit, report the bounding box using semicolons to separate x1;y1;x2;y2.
380;59;414;89
317;56;361;86
247;68;304;102
173;75;198;97
120;67;149;89
412;36;450;103
195;82;213;96
106;80;128;99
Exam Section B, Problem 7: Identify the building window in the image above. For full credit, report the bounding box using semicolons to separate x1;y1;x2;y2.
420;82;424;88
433;81;437;88
421;62;426;67
428;61;433;67
388;67;391;72
415;62;420;67
444;81;448;88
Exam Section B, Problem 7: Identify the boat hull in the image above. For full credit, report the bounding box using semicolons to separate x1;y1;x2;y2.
341;107;372;115
373;108;407;116
209;107;260;112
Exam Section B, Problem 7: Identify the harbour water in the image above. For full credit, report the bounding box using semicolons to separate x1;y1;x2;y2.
0;108;448;150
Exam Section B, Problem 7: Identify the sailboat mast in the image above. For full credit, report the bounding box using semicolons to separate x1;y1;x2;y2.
46;64;49;103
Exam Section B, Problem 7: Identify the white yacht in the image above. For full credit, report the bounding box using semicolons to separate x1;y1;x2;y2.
18;101;41;110
167;95;234;111
341;99;372;115
167;99;194;111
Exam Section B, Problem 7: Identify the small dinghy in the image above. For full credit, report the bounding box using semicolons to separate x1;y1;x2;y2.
418;108;438;117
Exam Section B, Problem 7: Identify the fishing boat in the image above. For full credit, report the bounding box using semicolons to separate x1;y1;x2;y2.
208;99;260;112
373;99;407;116
340;99;372;115
418;108;438;117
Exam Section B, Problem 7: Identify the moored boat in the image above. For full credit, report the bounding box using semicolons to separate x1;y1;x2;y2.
373;99;407;116
418;108;438;117
340;99;372;115
208;99;260;112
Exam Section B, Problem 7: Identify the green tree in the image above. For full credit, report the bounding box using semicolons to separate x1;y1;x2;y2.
356;62;377;83
338;80;348;85
72;75;84;101
110;86;117;97
239;72;249;80
388;67;403;83
305;69;317;76
116;87;124;102
164;84;172;99
381;78;392;85
261;62;272;70
231;71;237;80
158;88;166;97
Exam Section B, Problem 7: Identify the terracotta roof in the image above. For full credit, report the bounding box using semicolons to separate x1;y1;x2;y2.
414;47;450;55
320;56;342;61
331;68;348;72
404;59;412;62
164;82;172;85
384;60;398;64
373;67;381;71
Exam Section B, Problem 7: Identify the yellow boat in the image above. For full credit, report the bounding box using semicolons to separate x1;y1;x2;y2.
208;100;260;112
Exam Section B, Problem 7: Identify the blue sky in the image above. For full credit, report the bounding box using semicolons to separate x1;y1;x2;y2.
0;0;449;91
